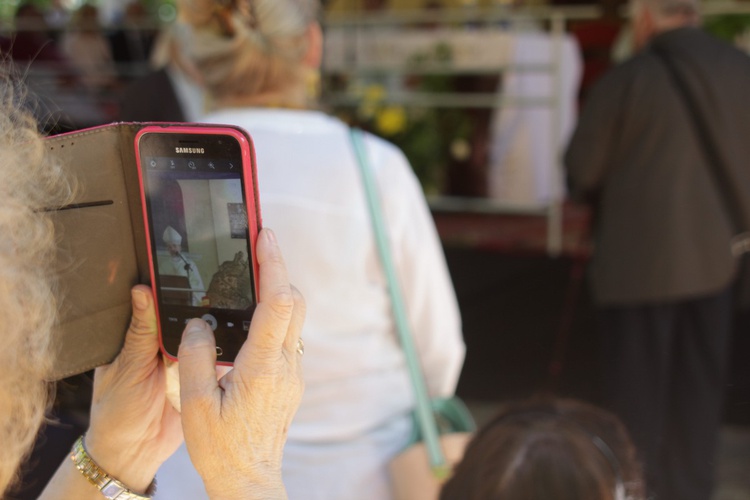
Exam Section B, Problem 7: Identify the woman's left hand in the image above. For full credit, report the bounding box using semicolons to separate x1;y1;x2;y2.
85;285;184;494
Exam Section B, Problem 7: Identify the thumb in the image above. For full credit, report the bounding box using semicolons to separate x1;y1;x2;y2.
178;319;220;406
119;285;160;361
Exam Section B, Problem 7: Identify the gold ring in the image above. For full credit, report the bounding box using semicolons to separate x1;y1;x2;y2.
296;338;305;356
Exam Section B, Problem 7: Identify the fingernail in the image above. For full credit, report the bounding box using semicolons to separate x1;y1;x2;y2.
265;228;277;246
182;319;206;340
132;289;149;311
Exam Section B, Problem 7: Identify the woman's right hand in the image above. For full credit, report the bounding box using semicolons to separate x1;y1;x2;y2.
177;228;305;500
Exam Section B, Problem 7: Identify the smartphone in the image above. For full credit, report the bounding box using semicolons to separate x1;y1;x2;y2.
135;125;261;364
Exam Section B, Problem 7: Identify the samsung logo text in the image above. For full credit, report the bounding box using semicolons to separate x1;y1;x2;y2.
175;147;205;154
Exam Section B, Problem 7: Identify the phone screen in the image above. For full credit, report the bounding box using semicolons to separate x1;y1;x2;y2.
137;130;257;362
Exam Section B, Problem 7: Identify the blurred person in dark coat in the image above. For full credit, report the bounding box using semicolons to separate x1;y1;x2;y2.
117;24;205;123
564;0;750;498
108;1;157;80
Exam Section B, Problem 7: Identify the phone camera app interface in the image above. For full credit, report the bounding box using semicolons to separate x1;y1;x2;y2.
144;155;253;313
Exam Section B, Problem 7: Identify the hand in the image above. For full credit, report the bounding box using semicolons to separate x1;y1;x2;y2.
85;285;184;494
178;228;305;500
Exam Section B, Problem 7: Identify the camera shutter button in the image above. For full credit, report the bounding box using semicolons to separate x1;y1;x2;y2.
201;314;218;331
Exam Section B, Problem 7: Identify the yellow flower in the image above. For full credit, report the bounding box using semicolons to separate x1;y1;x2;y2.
376;105;407;136
450;138;472;161
363;84;386;105
358;102;378;120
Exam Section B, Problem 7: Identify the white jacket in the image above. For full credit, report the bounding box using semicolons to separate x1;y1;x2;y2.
156;108;464;500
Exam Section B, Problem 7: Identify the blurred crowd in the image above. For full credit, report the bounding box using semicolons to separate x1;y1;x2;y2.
0;0;157;130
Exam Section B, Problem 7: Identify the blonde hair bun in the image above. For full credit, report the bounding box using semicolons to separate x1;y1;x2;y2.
173;0;320;105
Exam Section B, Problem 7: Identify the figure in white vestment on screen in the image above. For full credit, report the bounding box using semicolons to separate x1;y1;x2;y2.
158;226;205;306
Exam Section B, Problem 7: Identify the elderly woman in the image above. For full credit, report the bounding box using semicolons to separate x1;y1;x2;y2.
155;1;465;499
0;67;305;499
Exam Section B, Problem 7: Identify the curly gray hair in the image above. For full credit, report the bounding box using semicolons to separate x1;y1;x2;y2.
0;65;72;494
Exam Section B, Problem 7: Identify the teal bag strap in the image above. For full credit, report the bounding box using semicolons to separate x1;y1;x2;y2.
350;128;450;479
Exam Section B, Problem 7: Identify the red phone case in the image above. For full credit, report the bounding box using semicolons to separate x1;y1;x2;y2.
134;125;261;365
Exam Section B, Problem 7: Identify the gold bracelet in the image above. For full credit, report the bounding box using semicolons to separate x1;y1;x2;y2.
70;435;156;500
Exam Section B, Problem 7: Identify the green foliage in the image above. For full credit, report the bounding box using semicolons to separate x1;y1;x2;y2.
704;14;750;43
0;0;172;23
330;41;475;194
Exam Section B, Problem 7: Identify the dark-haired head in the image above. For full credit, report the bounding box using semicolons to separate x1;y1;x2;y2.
440;398;644;500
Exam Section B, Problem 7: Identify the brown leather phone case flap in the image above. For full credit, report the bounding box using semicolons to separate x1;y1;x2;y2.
47;123;148;380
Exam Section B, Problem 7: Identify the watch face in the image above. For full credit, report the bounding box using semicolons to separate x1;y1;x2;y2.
100;482;126;499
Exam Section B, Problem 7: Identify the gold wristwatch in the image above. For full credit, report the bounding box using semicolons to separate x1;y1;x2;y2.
70;435;156;500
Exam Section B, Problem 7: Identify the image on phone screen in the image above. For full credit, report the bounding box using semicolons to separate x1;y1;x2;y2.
137;131;257;362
